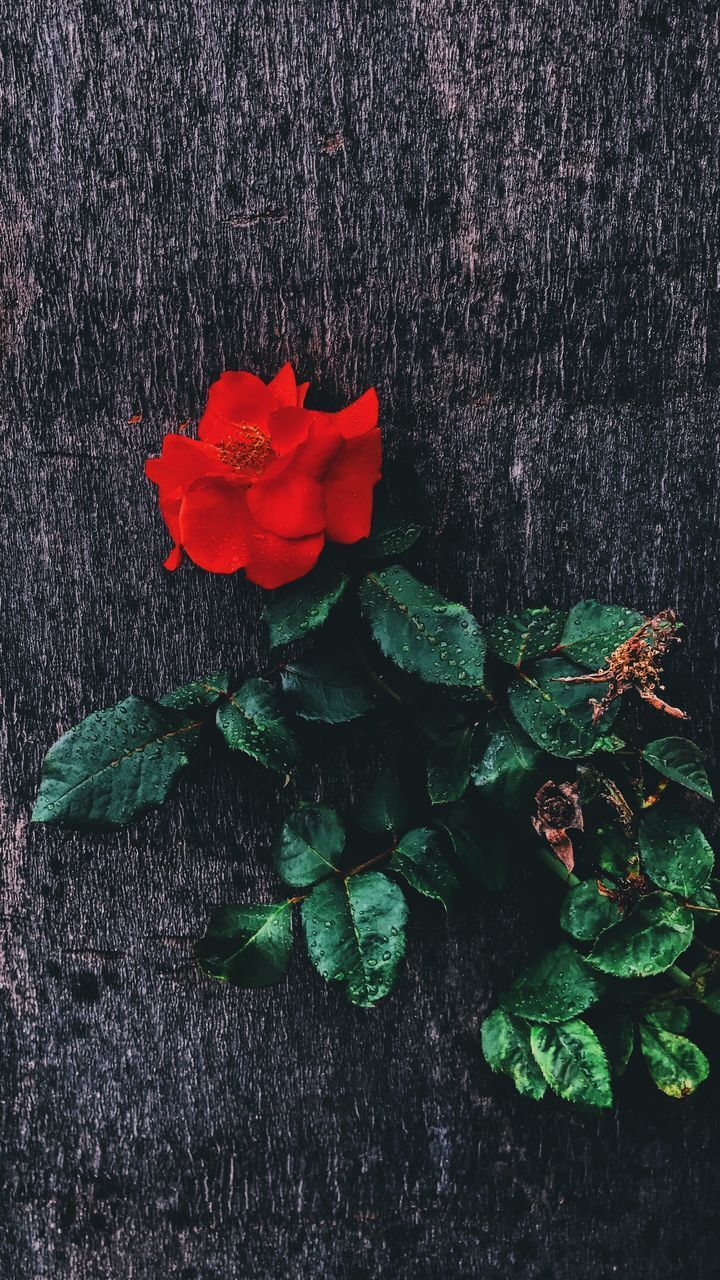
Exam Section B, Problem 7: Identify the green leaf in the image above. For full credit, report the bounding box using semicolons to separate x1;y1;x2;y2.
643;737;713;801
357;764;412;835
440;800;510;891
159;672;230;710
486;608;566;667
471;720;545;808
643;1002;690;1033
265;564;349;648
195;902;293;986
558;600;646;670
301;871;407;1007
362;506;423;560
586;892;694;978
639;808;714;897
392;827;459;910
32;697;202;828
584;820;632;877
501;943;604;1023
638;1023;709;1098
508;657;620;758
481;1009;547;1100
530;1020;613;1108
427;727;474;804
280;656;375;723
560;881;621;942
274;803;345;888
359;565;487;690
216;678;297;775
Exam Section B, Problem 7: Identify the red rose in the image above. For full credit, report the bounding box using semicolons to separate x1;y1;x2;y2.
145;363;381;589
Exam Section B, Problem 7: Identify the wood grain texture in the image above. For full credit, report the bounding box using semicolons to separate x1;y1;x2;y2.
2;1;720;1275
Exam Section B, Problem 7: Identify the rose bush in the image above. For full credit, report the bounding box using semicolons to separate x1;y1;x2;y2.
37;356;720;1107
145;363;381;588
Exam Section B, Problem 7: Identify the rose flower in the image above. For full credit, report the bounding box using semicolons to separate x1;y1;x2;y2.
145;363;381;589
531;780;584;874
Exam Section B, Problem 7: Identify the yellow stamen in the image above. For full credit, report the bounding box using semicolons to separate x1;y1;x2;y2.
216;422;273;479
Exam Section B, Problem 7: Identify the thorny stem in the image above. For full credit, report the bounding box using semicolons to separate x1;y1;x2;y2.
668;965;693;991
535;844;581;889
356;647;406;709
262;662;285;680
285;841;398;907
346;839;398;878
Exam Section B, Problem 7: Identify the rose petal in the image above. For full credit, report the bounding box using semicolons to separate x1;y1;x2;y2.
179;479;251;573
163;544;183;571
145;436;228;548
198;371;274;444
322;428;381;543
297;381;310;406
255;421;342;510
267;362;298;408
292;419;344;476
247;472;326;538
178;477;324;587
267;406;314;456
243;528;325;590
145;435;226;493
262;418;343;484
157;492;182;545
327;387;379;439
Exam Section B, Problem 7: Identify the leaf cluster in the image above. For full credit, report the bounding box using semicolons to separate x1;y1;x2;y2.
196;802;457;1006
32;507;720;1106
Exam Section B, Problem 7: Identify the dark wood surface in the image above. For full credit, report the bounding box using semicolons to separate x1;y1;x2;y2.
3;2;720;1276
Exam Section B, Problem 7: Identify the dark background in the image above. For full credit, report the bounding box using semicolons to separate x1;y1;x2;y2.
2;2;720;1276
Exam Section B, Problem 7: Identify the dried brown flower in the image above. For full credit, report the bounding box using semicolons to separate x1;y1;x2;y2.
554;611;688;723
532;780;584;874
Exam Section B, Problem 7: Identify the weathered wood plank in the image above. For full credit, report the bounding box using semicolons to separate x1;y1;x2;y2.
2;1;719;1276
